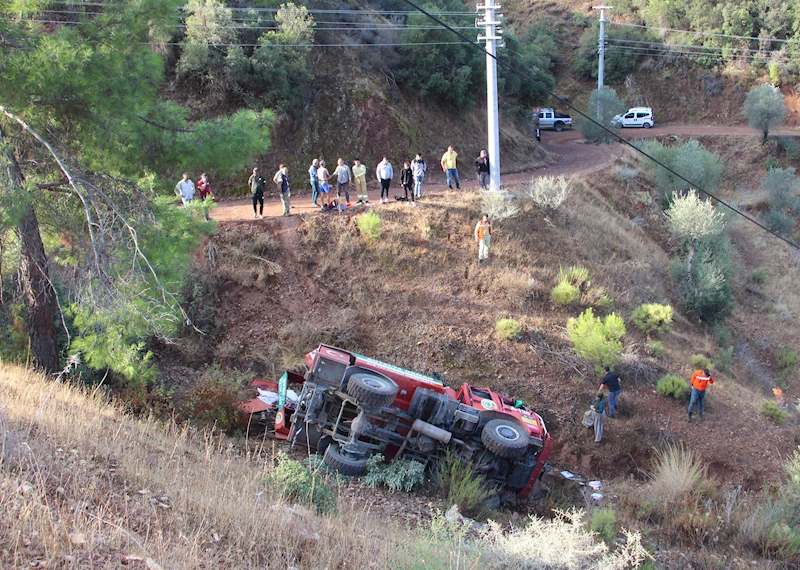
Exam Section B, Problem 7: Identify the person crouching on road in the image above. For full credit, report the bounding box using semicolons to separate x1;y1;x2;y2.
599;366;622;418
474;213;492;264
582;392;606;442
273;164;291;216
687;368;714;422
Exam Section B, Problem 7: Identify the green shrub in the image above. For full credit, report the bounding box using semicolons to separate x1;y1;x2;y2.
551;282;580;306
438;452;496;521
717;346;733;373
364;454;425;492
357;210;382;241
779;347;798;372
647;340;665;358
179;365;248;430
271;452;337;514
656;374;690;400
752;269;768;284
596;295;614;311
495;318;522;341
567;308;626;373
761;401;788;425
691;354;713;371
631;303;673;336
590;507;617;544
559;265;590;289
751;449;800;563
777;136;800;160
763;209;794;236
711;322;732;347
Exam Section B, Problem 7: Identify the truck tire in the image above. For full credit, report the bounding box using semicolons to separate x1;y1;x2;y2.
323;444;368;476
346;373;398;408
643;122;652;129
554;121;564;132
481;418;530;458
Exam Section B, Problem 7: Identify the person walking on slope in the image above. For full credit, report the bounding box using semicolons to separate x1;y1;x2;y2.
317;160;332;210
474;213;492;264
309;158;320;206
582;392;606;442
248;167;266;219
333;158;352;206
441;145;460;190
352;159;369;205
475;150;490;190
174;172;195;206
377;157;393;204
411;153;427;199
400;161;416;206
687;368;714;422
599;366;622;418
273;164;291;216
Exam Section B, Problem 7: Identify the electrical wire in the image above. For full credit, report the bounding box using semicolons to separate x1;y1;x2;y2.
398;0;800;251
612;20;800;45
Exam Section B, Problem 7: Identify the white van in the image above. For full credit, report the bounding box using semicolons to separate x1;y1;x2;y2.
613;107;654;128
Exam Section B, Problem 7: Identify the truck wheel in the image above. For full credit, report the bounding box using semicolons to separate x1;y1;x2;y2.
643;122;652;129
323;444;368;477
347;373;398;408
554;122;564;132
481;418;530;458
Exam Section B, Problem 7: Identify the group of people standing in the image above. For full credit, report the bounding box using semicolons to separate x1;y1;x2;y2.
247;165;292;218
583;365;716;443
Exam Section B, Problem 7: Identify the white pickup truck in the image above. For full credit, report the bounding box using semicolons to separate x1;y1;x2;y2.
535;108;573;132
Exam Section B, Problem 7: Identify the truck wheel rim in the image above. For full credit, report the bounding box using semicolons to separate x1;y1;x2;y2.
362;377;385;389
496;425;520;441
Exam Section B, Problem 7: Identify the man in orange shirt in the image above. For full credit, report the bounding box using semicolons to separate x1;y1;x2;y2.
474;214;492;264
687;368;714;422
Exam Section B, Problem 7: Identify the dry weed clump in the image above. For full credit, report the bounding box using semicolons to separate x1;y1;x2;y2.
490;267;542;310
278;308;361;369
648;444;708;507
0;363;479;569
483;508;650;569
209;228;282;291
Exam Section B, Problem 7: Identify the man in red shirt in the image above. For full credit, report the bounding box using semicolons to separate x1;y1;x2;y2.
687;368;714;422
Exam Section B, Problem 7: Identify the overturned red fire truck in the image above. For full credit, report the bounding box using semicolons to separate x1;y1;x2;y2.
242;344;553;497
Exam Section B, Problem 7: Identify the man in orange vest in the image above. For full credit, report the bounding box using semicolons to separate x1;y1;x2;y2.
474;214;493;264
687;368;714;422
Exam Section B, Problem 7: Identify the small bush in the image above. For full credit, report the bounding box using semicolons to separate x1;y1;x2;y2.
526;175;572;210
364;454;425;492
271;452;337;514
717;346;733;373
763;209;794;235
691;354;713;371
762;401;788;425
495;318;522;341
777;136;800;160
779;347;798;372
656;374;690;400
647;340;665;358
650;444;707;506
567;308;626;373
551;282;580;306
357;210;382;241
559;265;590;289
631;303;673;336
596;295;614;311
711;322;732;347
480;190;519;222
180;365;248;430
590;507;617;544
752;269;768;284
438;453;496;521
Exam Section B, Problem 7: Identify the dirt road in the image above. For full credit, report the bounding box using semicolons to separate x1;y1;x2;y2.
208;124;798;222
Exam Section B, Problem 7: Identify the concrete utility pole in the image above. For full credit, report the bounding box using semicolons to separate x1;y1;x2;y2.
477;1;503;191
592;6;612;90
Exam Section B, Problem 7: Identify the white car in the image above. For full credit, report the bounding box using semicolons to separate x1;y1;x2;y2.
613;107;654;128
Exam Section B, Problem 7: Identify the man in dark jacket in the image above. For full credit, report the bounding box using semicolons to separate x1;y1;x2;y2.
475;150;490;190
599;366;622;418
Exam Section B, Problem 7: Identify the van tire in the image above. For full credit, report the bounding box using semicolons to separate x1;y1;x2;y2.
554;122;564;132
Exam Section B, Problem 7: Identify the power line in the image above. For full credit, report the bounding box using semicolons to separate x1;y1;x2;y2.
398;0;800;251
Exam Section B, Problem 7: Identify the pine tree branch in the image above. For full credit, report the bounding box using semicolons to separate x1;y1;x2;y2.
136;114;194;133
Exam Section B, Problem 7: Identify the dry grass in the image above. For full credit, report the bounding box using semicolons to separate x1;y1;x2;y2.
0;363;484;569
647;444;708;506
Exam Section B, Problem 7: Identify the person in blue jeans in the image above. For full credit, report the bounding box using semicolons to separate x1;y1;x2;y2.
599;366;622;418
687;368;714;422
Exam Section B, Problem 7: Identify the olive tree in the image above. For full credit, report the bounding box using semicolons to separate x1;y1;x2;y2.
744;83;787;143
579;87;626;144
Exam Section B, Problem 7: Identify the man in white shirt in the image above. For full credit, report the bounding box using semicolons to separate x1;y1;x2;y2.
174;173;195;206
